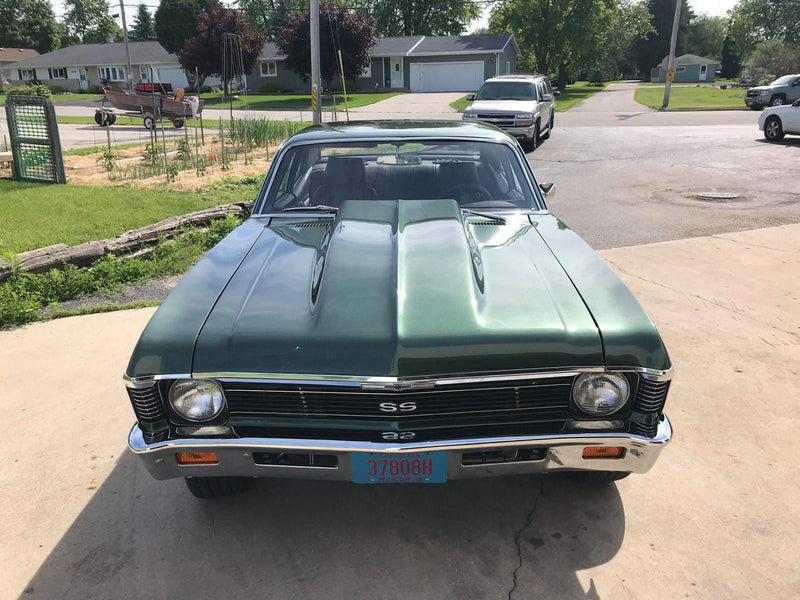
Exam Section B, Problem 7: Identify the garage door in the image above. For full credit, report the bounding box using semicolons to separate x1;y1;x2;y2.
409;61;484;92
156;67;189;89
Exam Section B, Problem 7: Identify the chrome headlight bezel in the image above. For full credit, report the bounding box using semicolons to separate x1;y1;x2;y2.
168;378;226;422
571;372;631;417
514;113;533;120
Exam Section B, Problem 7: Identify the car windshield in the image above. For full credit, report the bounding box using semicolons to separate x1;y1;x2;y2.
476;82;537;101
259;140;540;213
771;75;795;86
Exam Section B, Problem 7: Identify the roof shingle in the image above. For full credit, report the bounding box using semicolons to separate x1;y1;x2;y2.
11;41;177;69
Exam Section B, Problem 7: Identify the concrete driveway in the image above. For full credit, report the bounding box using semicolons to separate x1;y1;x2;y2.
350;92;463;120
2;223;799;599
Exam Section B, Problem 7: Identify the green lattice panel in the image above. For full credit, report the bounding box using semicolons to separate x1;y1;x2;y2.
4;95;66;183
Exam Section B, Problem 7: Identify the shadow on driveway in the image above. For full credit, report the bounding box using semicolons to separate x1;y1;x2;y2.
19;453;626;599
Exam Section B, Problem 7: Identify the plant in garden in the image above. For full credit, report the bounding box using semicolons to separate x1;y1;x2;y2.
143;143;162;168
176;137;192;163
101;147;116;173
166;162;179;182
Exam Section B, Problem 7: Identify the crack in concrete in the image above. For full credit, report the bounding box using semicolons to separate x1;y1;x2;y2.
710;235;800;254
506;477;545;600
605;259;800;343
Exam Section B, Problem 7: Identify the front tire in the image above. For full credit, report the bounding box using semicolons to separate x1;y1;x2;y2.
184;476;252;498
769;95;785;107
570;471;631;485
143;114;155;130
764;116;785;141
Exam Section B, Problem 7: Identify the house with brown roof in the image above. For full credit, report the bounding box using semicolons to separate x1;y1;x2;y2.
1;48;39;86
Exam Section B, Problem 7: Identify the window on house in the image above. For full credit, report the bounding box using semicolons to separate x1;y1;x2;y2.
260;60;277;77
48;67;67;79
506;61;511;74
140;66;150;81
18;68;36;80
675;67;686;73
99;66;126;82
361;63;372;78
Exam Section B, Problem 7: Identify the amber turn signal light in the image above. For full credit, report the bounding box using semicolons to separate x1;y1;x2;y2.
582;446;624;459
176;451;219;464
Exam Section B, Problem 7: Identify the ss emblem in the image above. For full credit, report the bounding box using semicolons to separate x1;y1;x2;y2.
378;401;417;413
381;431;416;440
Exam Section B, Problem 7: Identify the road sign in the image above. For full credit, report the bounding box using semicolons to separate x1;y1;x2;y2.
666;69;676;82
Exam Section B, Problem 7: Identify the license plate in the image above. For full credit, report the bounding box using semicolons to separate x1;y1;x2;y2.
352;451;447;484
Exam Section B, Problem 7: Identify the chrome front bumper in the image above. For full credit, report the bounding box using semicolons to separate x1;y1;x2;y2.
129;415;672;481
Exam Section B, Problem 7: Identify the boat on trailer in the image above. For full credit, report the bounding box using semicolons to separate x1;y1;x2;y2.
95;84;203;130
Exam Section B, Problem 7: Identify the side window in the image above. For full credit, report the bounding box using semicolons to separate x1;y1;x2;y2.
545;79;553;94
536;81;546;100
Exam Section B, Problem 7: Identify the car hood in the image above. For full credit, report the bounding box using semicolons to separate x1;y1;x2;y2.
748;86;773;93
467;100;537;114
191;200;603;377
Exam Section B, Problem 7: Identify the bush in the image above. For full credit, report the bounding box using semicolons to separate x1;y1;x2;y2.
47;85;66;94
7;84;51;97
85;84;103;94
258;83;279;94
745;40;800;86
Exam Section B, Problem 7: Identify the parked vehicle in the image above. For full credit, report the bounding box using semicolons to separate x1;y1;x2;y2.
124;121;673;499
462;74;559;152
759;99;800;141
95;84;202;129
745;74;800;110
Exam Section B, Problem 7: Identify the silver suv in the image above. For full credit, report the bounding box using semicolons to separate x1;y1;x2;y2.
745;74;800;109
462;74;558;152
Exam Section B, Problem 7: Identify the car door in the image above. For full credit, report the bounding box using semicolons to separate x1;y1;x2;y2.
790;77;800;102
536;80;551;128
784;101;800;132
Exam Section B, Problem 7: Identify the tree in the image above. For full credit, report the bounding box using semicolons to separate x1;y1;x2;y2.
632;0;693;78
745;39;800;84
0;0;62;53
275;2;377;87
130;3;156;41
371;0;480;36
179;3;266;92
728;0;800;60
684;14;726;60
63;0;121;44
720;31;740;79
155;0;216;54
236;0;305;38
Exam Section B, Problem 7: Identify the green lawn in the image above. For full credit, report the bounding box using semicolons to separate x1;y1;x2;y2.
55;115;203;127
0;180;257;254
199;91;401;110
450;81;609;113
634;85;746;109
0;93;102;106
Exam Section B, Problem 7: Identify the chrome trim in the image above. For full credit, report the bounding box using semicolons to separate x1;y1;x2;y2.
123;373;191;389
128;415;672;481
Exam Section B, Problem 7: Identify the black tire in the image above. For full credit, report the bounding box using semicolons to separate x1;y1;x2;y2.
108;113;117;125
540;112;553;140
172;118;184;129
143;115;155;130
184;476;252;499
569;471;631;485
749;105;763;111
94;110;111;126
764;116;785;142
769;95;786;107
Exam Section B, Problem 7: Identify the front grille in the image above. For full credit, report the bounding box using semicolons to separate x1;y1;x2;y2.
127;385;165;423
630;378;670;437
476;113;516;128
469;219;505;226
746;90;759;97
224;376;574;422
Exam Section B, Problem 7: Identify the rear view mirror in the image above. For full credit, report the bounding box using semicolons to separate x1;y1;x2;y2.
542;94;553;102
539;182;555;196
466;93;476;101
553;90;561;97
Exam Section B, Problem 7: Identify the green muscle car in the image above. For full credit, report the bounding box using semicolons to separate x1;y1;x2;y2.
124;121;672;498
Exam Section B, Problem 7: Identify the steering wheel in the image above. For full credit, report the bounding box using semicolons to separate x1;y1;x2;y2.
440;184;494;205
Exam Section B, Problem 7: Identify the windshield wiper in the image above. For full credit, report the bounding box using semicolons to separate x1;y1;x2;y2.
281;205;338;213
461;208;506;223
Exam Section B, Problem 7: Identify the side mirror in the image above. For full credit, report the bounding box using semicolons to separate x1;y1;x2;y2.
553;90;561;97
542;93;553;102
466;93;476;101
539;182;555;197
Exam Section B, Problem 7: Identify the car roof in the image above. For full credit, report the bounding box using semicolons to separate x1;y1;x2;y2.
485;74;546;83
286;120;516;145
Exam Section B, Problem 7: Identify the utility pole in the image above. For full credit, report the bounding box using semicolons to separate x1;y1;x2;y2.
119;0;134;91
662;0;682;109
310;0;322;124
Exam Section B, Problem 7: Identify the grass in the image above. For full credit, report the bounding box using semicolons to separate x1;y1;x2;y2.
62;141;148;156
0;93;102;106
47;299;161;320
0;214;243;328
55;115;203;127
199;91;401;110
0;179;259;254
449;81;610;113
634;85;746;109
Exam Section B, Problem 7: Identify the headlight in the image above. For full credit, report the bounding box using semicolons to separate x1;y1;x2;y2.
463;111;476;119
168;379;226;422
515;113;533;120
572;372;630;416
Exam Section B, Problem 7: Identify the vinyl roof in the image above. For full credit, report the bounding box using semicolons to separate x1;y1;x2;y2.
12;41;177;68
660;53;719;68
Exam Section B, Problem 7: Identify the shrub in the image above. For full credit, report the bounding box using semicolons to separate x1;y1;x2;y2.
85;84;104;94
7;84;52;97
47;85;66;95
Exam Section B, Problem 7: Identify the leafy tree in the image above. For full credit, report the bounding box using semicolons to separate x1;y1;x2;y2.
130;3;156;41
155;0;216;54
0;0;62;53
745;39;800;84
370;0;481;36
236;0;305;38
720;31;740;79
684;14;726;60
179;3;266;92
63;0;122;44
275;2;377;87
632;0;693;78
728;0;800;60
